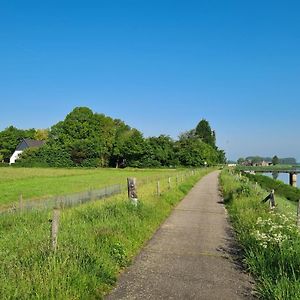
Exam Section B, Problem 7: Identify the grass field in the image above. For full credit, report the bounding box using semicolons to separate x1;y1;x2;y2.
0;167;183;209
0;168;212;299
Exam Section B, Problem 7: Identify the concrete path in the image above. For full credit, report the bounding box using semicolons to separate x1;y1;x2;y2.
106;171;254;300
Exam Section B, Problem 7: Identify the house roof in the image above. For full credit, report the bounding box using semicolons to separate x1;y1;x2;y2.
23;139;45;148
16;138;46;151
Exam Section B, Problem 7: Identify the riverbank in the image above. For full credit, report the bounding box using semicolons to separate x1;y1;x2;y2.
220;169;300;299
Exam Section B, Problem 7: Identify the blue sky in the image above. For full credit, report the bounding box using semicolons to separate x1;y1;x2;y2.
1;0;300;161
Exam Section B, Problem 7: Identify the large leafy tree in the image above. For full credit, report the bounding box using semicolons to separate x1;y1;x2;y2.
34;129;49;141
195;119;216;147
272;155;279;165
176;135;218;166
143;135;177;167
49;107;116;166
117;129;146;167
110;119;131;168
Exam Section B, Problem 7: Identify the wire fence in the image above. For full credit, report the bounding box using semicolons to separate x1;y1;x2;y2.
1;169;199;215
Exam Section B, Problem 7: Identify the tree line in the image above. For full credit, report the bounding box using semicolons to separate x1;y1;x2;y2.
0;107;226;168
237;156;297;166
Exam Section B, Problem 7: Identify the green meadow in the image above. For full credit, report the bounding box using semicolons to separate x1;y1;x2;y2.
0;168;212;299
0;167;183;209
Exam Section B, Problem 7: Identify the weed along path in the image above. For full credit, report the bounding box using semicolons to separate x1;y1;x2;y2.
106;171;254;300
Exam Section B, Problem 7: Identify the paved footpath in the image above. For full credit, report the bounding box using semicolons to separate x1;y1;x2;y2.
106;171;254;300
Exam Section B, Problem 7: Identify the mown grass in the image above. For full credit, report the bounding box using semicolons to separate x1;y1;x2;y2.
220;169;300;299
0;168;212;299
0;167;182;208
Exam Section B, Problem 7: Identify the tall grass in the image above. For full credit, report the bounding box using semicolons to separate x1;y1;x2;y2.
220;169;300;299
0;168;212;299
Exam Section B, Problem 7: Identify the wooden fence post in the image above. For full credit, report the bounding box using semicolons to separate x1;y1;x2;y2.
127;178;138;205
168;177;171;190
50;208;60;251
157;181;160;196
19;194;23;211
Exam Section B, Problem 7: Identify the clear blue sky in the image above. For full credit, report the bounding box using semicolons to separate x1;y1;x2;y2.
1;0;300;161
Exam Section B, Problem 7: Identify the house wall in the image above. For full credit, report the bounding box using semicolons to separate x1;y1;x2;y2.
9;150;23;164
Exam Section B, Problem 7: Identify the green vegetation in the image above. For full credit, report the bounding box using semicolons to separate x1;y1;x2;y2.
272;155;279;165
237;156;297;165
0;126;36;162
220;169;300;299
0;107;226;167
0;167;185;208
0;168;211;299
235;165;298;172
245;173;300;202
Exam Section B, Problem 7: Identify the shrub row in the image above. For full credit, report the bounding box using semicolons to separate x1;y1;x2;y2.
245;173;300;202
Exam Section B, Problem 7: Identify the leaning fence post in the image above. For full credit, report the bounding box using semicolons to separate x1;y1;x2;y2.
297;200;300;228
127;178;138;206
262;189;275;209
50;207;60;251
157;181;160;196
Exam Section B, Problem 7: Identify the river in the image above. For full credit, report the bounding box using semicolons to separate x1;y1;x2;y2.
263;172;292;186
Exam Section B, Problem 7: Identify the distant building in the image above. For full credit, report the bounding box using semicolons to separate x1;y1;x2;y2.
227;163;237;167
9;138;45;164
252;160;272;167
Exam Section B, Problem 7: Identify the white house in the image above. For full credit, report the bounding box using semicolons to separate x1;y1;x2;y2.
10;138;45;164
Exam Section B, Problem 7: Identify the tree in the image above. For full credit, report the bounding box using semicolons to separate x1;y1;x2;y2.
0;126;35;162
176;134;218;166
272;155;279;165
195;119;215;147
143;135;177;167
118;129;146;167
49;107;116;166
237;157;245;165
34;129;49;141
13;107;226;168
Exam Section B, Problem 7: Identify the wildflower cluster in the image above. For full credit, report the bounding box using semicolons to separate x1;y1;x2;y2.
251;213;298;249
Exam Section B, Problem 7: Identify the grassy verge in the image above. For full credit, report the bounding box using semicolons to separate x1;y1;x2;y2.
220;169;300;299
0;168;212;299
